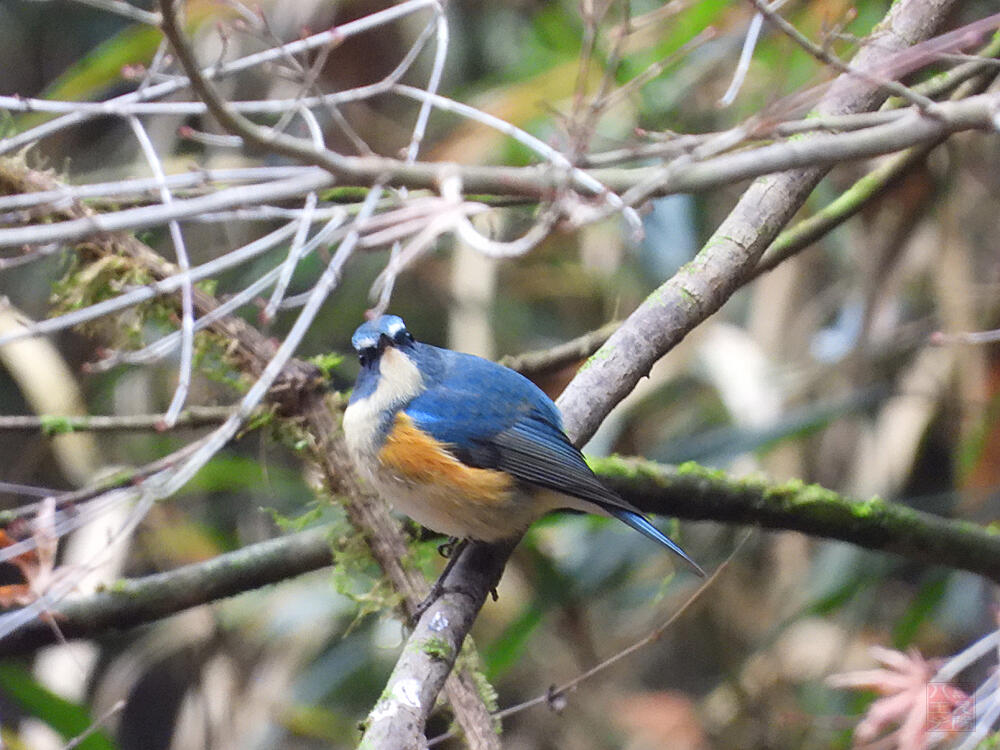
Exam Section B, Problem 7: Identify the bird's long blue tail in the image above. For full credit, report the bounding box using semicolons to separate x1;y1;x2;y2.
608;508;706;577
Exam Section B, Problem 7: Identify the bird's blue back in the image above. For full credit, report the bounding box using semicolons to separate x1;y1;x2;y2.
404;343;561;452
343;315;704;574
401;341;627;508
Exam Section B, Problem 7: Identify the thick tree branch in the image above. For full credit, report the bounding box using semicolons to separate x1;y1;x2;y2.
558;0;962;446
599;458;1000;583
2;94;998;252
0;527;335;655
368;1;966;746
5;457;1000;656
0;160;500;748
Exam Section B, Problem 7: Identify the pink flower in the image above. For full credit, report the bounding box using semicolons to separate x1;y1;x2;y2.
828;646;971;750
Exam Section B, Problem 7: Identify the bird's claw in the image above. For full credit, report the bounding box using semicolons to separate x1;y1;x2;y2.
437;537;460;558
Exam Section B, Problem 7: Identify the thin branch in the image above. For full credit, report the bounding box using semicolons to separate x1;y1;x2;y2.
0;168;328;250
0;167;314;213
3;93;998;252
0;407;234;433
127;115;195;428
747;0;940;113
752;29;1000;278
886;29;1000;105
0;0;442;157
498;320;621;377
749;139;939;278
262;108;323;322
0;221;301;347
0;527;336;655
719;9;766;107
68;0;159;24
932;328;1000;345
64;699;126;750
404;8;448;163
370;1;967;746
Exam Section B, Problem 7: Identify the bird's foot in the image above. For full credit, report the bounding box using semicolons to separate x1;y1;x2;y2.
411;538;469;622
437;536;460;559
412;579;498;621
412;584;443;621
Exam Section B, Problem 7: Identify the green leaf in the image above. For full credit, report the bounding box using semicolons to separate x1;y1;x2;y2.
482;604;545;680
41;26;162;103
0;663;118;750
892;573;948;648
15;25;162;133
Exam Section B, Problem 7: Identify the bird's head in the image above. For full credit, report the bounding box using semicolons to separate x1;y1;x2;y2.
351;315;416;369
349;315;423;406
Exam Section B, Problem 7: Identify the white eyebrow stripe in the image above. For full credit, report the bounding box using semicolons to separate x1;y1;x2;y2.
385;319;406;336
355;334;379;349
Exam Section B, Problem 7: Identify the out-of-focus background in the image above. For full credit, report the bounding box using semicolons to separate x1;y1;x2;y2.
1;0;999;748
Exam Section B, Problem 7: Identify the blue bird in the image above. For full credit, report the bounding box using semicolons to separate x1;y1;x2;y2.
342;315;703;575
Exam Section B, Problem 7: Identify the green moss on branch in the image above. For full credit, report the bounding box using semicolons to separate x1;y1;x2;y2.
592;457;1000;583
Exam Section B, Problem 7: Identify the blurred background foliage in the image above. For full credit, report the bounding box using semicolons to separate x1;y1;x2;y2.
1;0;999;748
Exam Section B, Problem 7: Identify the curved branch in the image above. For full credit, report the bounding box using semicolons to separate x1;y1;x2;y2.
597;458;1000;584
0;407;233;433
2;94;998;251
5;455;1000;657
365;0;966;746
0;527;335;656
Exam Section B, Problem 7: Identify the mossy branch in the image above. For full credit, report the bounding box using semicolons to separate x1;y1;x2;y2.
3;456;998;658
596;457;1000;583
0;527;334;656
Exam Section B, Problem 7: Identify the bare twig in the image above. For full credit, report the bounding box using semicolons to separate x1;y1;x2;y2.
126;115;195;428
498;320;621;377
0;527;336;655
747;0;940;113
0;407;234;432
367;1;967;746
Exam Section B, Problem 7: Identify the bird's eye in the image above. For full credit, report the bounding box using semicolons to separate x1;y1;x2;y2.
394;329;414;345
358;348;375;367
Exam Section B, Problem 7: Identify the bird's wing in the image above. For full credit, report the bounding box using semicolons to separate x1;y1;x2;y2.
487;413;632;509
403;346;705;574
402;348;638;513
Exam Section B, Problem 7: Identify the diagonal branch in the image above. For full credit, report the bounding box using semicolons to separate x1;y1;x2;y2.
361;0;966;746
4;455;1000;656
558;0;963;447
0;159;500;748
0;527;335;656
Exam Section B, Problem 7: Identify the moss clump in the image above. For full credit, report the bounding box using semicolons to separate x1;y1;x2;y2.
51;253;162;349
413;636;453;661
39;415;76;435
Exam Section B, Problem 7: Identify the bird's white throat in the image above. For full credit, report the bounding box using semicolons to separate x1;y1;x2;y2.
343;347;424;466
